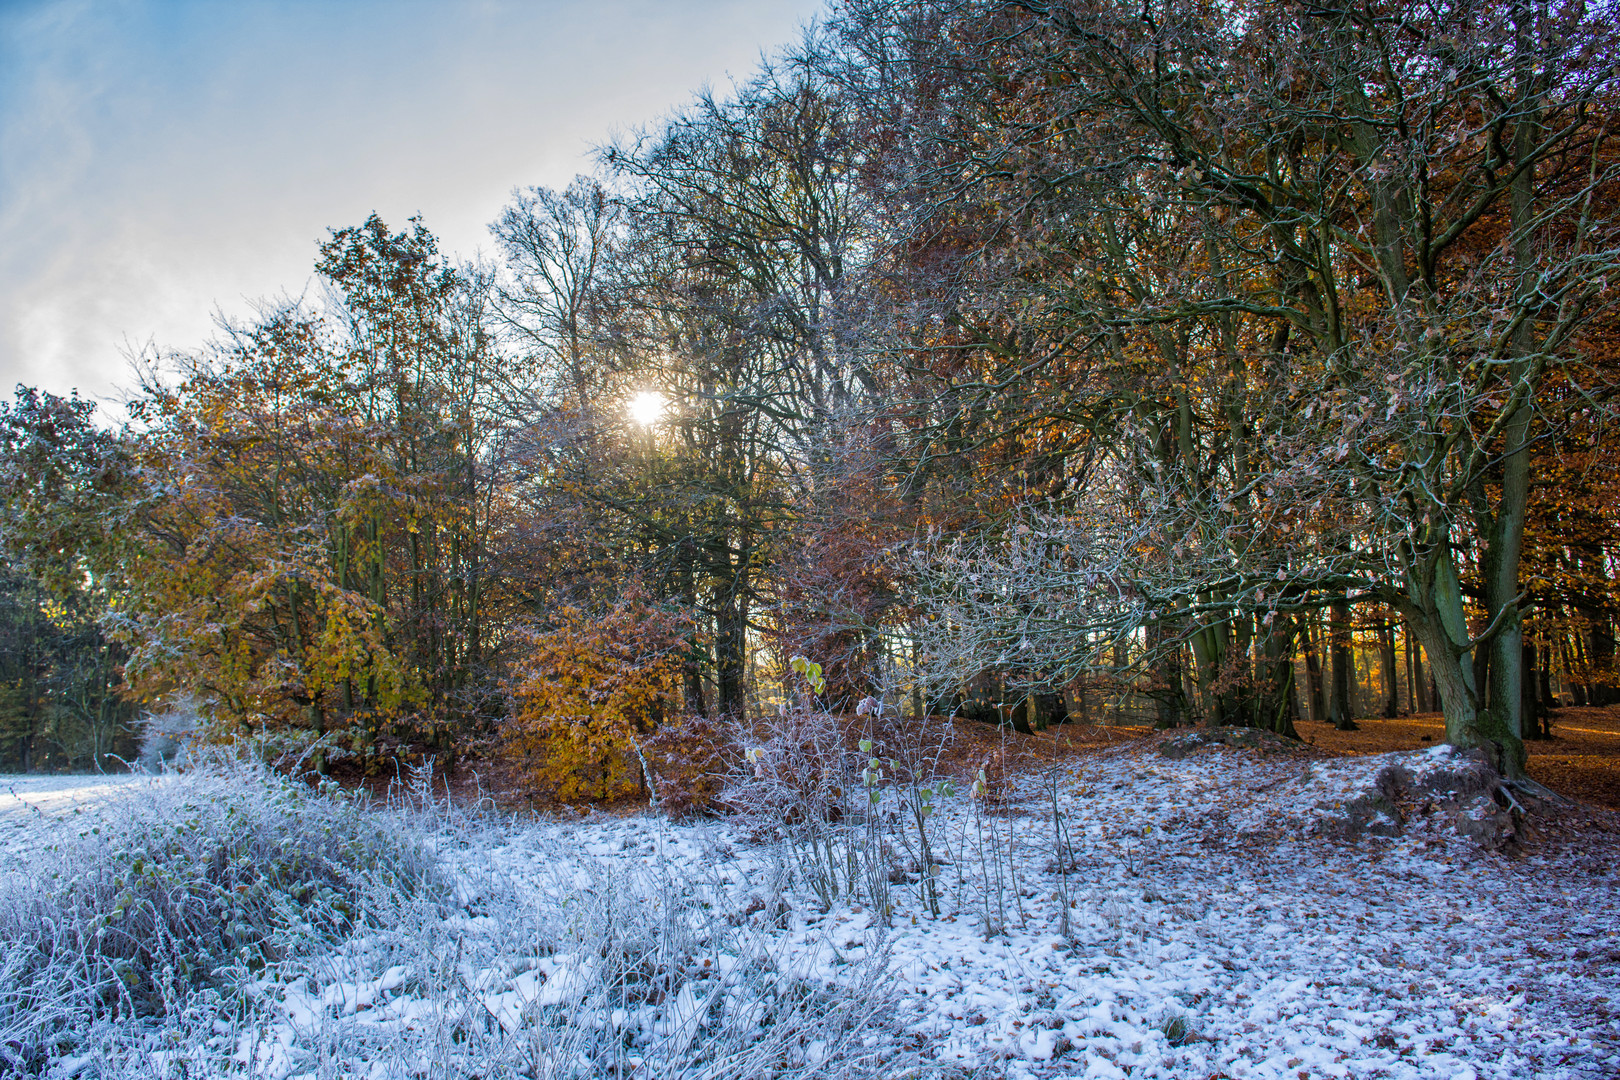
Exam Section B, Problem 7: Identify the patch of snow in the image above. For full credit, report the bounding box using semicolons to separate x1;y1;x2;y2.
15;746;1620;1079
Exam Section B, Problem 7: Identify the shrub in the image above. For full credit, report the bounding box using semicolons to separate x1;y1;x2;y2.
0;758;908;1078
643;711;735;818
136;694;204;771
0;760;440;1057
504;590;693;803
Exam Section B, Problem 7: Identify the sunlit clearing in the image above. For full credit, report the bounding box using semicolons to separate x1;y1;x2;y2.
627;390;668;427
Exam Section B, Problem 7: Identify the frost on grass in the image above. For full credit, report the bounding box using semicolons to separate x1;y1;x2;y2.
1;741;1616;1079
0;762;902;1079
0;763;438;1073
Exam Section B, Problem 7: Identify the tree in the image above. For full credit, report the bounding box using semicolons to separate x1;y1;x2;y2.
0;387;140;770
498;59;883;717
113;216;525;760
843;0;1620;774
492;176;621;406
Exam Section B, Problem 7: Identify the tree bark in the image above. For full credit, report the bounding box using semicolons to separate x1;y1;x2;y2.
1328;600;1357;731
1303;611;1327;724
1380;617;1399;718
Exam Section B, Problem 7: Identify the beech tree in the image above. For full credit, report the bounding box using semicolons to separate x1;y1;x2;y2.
104;216;525;759
850;0;1620;773
499;59;883;716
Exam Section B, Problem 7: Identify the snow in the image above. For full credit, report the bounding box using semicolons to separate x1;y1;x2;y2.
10;744;1620;1078
0;772;157;820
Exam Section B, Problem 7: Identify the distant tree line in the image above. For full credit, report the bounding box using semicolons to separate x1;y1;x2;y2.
2;0;1617;783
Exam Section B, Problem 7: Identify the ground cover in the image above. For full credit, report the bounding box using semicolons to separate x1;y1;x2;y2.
2;734;1616;1080
1301;708;1620;811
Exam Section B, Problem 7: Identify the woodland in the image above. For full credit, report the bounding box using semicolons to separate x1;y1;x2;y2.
0;0;1617;803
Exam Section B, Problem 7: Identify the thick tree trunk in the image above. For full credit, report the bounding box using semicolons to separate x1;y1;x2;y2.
1187;607;1231;726
1403;622;1417;713
1521;643;1548;740
1570;629;1593;705
1538;641;1557;711
1148;619;1185;727
1483;12;1537;746
1587;614;1618;706
1392;544;1526;775
683;663;708;718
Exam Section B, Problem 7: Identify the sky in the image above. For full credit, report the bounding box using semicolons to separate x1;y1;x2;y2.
0;0;825;413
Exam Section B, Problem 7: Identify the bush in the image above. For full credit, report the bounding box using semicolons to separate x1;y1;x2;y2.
643;712;735;818
0;755;908;1078
504;590;693;803
135;695;204;771
0;760;440;1058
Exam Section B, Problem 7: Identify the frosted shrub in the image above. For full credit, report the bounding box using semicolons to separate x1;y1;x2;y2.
725;695;865;904
134;695;205;772
0;760;440;1061
0;759;905;1078
643;711;735;818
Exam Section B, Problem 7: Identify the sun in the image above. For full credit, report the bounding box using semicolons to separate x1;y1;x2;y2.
627;390;668;427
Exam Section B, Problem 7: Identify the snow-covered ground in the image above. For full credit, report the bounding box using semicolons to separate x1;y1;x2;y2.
6;743;1617;1079
0;773;156;820
454;743;1620;1080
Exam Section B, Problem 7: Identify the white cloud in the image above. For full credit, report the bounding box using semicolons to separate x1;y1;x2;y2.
0;0;823;409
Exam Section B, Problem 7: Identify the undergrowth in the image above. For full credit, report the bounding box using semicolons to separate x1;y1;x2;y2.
0;759;440;1070
0;759;905;1078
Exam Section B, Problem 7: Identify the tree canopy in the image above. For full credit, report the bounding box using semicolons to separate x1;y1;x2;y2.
4;0;1618;784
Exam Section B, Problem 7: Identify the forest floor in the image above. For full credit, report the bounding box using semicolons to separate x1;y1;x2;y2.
906;704;1620;811
456;732;1620;1079
1303;706;1620;811
5;715;1619;1078
327;740;1620;1077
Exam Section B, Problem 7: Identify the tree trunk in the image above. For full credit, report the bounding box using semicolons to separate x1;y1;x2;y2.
1392;543;1526;775
1522;642;1548;740
1380;618;1399;718
1403;621;1417;714
1589;615;1618;706
715;597;748;717
1328;600;1357;730
1148;618;1184;727
1255;616;1300;738
1481;0;1538;745
1303;612;1327;724
1412;633;1430;712
1570;628;1593;705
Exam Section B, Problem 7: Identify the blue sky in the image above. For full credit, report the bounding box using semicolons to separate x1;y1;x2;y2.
0;0;823;409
